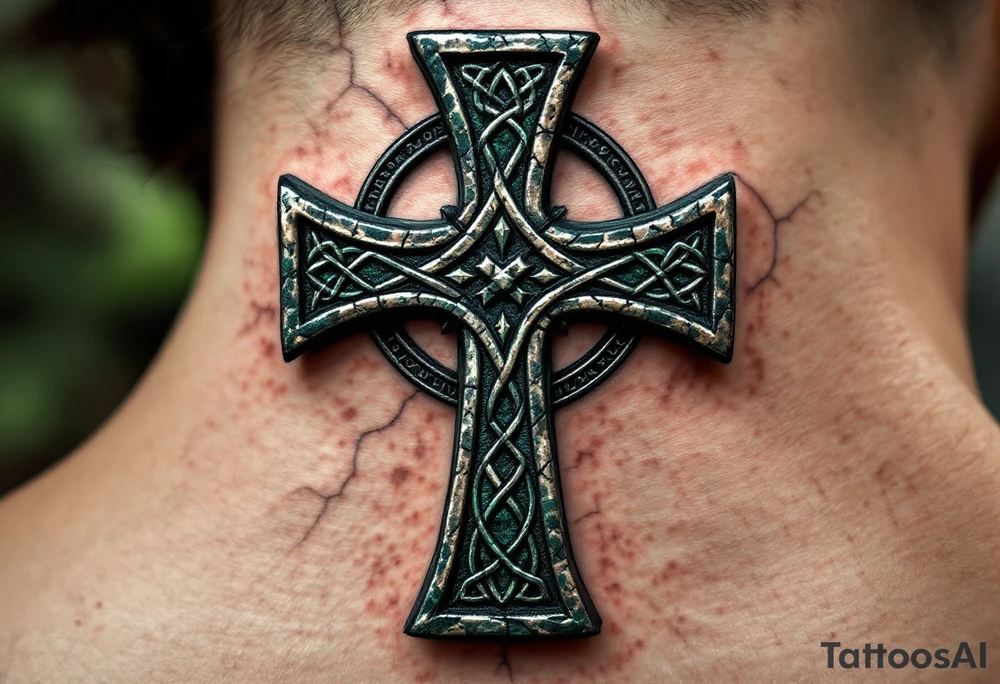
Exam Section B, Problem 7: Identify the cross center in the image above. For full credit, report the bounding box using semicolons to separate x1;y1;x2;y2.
476;255;531;305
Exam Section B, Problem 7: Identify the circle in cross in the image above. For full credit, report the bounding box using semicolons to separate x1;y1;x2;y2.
356;113;654;408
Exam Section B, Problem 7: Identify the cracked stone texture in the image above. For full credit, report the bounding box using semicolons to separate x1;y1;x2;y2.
1;1;999;682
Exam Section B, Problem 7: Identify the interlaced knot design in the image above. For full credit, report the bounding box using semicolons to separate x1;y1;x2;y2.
279;30;738;639
302;63;709;610
306;240;378;307
305;234;456;310
460;64;547;180
600;235;708;310
455;62;550;605
632;236;708;308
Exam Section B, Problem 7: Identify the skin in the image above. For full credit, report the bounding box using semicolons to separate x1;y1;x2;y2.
2;1;1000;681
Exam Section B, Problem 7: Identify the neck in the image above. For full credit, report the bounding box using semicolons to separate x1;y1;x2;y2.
207;2;987;382
4;2;999;681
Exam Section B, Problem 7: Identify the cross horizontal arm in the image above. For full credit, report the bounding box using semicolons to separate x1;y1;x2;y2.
539;173;738;363
277;175;506;364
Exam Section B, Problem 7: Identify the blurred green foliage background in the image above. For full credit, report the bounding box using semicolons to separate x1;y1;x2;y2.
0;0;997;497
0;0;205;493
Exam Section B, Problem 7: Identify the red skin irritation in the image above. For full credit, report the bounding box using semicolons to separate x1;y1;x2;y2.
196;16;977;679
608;62;632;89
382;48;420;81
390;465;411;488
268;392;688;681
731;138;748;165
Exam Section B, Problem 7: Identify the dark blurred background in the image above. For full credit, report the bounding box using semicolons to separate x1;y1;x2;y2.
0;0;998;496
0;0;206;493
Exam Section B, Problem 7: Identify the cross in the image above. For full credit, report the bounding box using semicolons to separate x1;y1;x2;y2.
277;30;737;640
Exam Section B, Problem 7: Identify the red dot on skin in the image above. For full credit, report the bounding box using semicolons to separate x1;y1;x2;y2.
390;466;411;487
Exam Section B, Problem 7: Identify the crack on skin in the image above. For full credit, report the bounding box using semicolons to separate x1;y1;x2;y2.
733;174;820;294
313;5;406;131
573;495;602;524
239;302;278;336
290;391;419;548
562;450;592;471
497;642;514;682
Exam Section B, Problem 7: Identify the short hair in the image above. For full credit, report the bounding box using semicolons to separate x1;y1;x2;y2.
13;0;988;204
219;0;983;57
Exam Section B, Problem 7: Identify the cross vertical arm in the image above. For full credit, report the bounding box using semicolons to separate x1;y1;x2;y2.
405;324;601;639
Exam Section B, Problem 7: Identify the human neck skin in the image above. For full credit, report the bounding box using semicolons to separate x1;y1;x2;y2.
2;3;999;683
209;1;990;380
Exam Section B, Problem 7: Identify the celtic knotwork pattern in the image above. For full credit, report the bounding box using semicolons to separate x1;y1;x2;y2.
603;234;708;310
278;30;738;639
460;375;546;604
451;62;552;605
461;64;547;179
305;232;457;311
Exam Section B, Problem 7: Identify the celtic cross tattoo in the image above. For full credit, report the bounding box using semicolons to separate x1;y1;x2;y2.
278;30;737;639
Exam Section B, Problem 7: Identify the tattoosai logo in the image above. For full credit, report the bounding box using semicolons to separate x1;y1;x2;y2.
821;641;987;670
